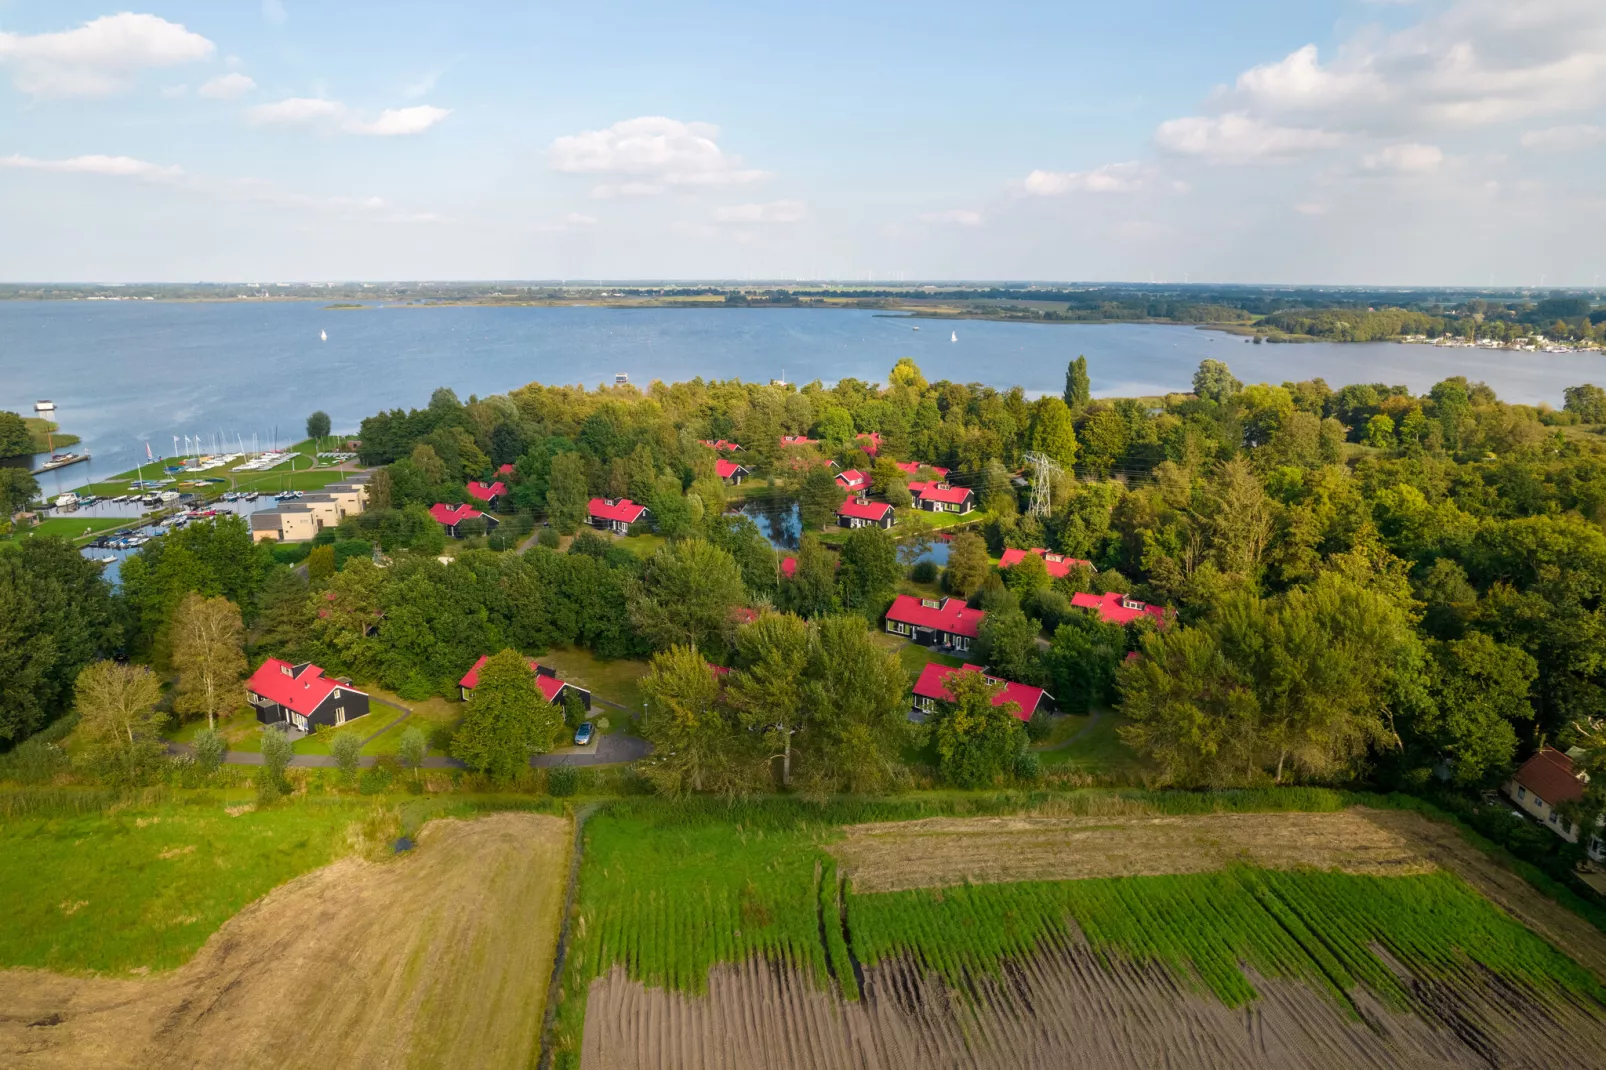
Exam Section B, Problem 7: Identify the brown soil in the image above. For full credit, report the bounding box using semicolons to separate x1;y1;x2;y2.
0;811;570;1070
831;810;1434;894
582;942;1606;1070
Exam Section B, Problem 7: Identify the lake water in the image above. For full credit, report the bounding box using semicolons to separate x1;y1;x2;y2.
4;300;1604;497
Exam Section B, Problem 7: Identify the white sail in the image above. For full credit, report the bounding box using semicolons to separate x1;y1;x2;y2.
320;329;328;342
950;331;958;343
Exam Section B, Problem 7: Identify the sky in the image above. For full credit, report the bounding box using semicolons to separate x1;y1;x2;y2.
0;0;1603;285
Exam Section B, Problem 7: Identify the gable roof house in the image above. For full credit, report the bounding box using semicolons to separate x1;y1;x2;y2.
855;432;882;456
1503;746;1604;860
836;468;868;490
497;463;517;477
465;480;508;510
458;655;593;709
913;482;975;515
715;458;750;485
1072;591;1170;628
430;502;499;538
588;497;650;534
1000;547;1093;579
910;663;1049;722
885;594;986;652
896;461;950;479
837;496;896;530
699;439;745;453
780;435;821;448
246;658;370;732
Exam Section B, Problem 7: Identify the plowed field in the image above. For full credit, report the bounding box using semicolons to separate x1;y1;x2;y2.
0;811;569;1070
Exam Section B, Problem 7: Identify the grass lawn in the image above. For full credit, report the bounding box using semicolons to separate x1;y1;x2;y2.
24;417;80;453
1034;710;1149;777
296;691;460;756
1;515;135;550
611;531;666;559
535;647;650;717
0;796;384;974
890;638;966;682
76;438;352;500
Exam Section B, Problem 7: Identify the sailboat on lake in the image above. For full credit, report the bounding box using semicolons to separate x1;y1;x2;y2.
320;329;328;342
951;331;958;343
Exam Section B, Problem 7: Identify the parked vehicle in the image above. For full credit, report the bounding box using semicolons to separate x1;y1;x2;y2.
574;722;595;747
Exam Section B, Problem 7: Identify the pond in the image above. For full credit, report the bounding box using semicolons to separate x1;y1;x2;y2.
732;498;802;551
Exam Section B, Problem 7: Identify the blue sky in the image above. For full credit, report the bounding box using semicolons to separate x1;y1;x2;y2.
1;0;1603;284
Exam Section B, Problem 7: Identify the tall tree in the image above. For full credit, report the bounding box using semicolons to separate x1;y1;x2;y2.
945;531;991;597
450;649;563;781
778;535;837;618
74;661;166;783
630;538;746;652
547;451;590;534
306;410;332;451
800;614;909;793
0;411;33;458
974;606;1041;684
1192;359;1242;404
640;644;744;796
929;667;1025;787
837;525;901;610
0;467;39;515
1064;355;1091;412
799;465;843;531
1029;397;1079;468
171;593;246;730
727;612;811;788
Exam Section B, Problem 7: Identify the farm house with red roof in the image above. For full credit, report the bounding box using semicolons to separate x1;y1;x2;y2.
1000;547;1093;579
714;458;750;485
1071;591;1170;628
835;469;868;491
910;663;1049;722
459;655;592;709
698;439;744;453
247;658;370;733
913;482;975;515
837;496;896;530
885;594;985;653
588;497;650;534
430;502;499;538
1503;746;1604;859
465;480;507;510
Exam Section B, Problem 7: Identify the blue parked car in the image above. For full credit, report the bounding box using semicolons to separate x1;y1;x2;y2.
573;722;595;747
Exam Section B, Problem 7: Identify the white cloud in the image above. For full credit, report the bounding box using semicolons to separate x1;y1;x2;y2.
1155;113;1343;162
1362;142;1444;173
1294;202;1331;216
919;209;983;226
199;73;256;100
711;199;807;223
160;84;189;99
1024;161;1150;194
550;117;770;196
0;13;214;98
0;153;183;181
248;98;450;136
590;182;664;199
348;105;452;136
262;0;288;27
1520;124;1606;150
534;212;599;232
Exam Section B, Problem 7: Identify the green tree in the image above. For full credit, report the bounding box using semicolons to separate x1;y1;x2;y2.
973;606;1041;684
888;357;927;392
171;592;246;730
306;410;332;450
640;643;744;796
259;727;294;802
451;649;563;781
1564;384;1606;424
192;727;226;778
818;406;855;447
0;467;39;514
547;451;590;534
1064;355;1091;412
979;460;1016;516
945;531;991;596
397;726;428;783
778;535;837;618
1001;548;1051;598
1192;359;1242;404
1364;413;1397;450
727;612;811;788
799;465;843;531
74;660;166;784
1078;408;1129;476
0;411;33;458
630;538;746;652
930;667;1025;787
1411;633;1536;786
799;614;909;793
1029;397;1078;468
1042;614;1125;713
307;544;336;584
331;732;362;784
837;525;901;610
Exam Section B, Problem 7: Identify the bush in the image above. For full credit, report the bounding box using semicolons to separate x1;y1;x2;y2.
358;761;395;795
1014;748;1041;782
538;526;561;549
333;539;373;570
910;560;939;584
257;728;294;804
0;714;77;785
330;733;362;783
547;765;579;797
271;543;312;566
1025;709;1053;743
192;728;226;777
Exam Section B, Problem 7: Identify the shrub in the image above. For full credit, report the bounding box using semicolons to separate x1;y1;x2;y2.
910;560;939;584
1025;708;1053;743
271;543;312;566
1014;748;1042;782
538;526;561;549
547;765;579;797
192;728;226;777
330;733;362;783
258;728;294;803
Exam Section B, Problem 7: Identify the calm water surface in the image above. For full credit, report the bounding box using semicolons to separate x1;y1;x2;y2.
4;301;1603;496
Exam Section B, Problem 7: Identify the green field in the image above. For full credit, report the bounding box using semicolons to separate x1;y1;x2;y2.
75;438;352;500
1033;711;1148;775
1;514;136;550
0;795;386;974
534;646;650;715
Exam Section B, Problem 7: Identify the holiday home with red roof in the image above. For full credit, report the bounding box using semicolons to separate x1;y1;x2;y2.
459;655;592;709
430;502;499;538
1000;547;1093;579
836;469;868;491
699;439;744;453
780;434;820;448
885;594;985;652
588;497;651;534
497;463;517;477
1503;746;1604;860
910;663;1049;722
715;458;750;485
247;658;370;732
465;480;507;510
855;432;882;456
838;496;896;530
913;482;975;515
896;461;950;480
1072;591;1170;628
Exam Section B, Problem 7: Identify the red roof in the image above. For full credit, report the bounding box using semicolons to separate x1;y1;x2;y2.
430;502;485;526
912;663;1045;721
247;658;359;716
715;458;748;479
497;463;516;476
856;432;882;456
589;497;648;523
1000;547;1093;579
917;483;973;506
699;439;743;452
709;663;731;677
466;480;507;503
731;606;761;625
896;461;949;479
838;497;894;522
780;555;798;577
459;654;568;703
1513;747;1586;805
1072;591;1169;628
886;595;986;639
780;435;819;447
836;469;868;488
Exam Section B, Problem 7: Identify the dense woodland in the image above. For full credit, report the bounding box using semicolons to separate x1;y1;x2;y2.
8;352;1606;850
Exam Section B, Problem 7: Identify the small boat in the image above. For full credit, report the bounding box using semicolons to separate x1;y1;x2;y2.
951;331;958;343
54;492;79;509
159;491;181;503
30;451;91;475
95;555;117;565
912;326;920;331
77;494;99;506
320;329;328;342
244;491;260;501
34;400;55;413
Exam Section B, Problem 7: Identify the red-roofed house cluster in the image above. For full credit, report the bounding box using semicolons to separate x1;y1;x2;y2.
999;547;1094;579
458;655;592;709
910;663;1048;722
884;594;985;653
430;502;498;538
588;497;651;534
1072;591;1171;628
465;480;507;510
1503;746;1605;860
247;658;370;732
838;496;896;530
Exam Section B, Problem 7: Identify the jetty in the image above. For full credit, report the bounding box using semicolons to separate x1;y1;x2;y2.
31;452;91;475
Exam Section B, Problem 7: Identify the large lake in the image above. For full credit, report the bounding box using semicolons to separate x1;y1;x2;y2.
3;301;1603;494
